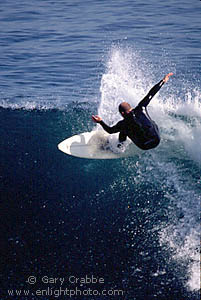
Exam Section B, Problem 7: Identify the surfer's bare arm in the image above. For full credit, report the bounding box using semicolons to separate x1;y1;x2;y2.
92;115;122;134
137;72;173;109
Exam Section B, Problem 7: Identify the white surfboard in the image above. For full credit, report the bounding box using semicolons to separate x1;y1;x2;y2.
58;130;143;159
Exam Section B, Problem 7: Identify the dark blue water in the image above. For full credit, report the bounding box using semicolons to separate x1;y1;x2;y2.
1;1;200;299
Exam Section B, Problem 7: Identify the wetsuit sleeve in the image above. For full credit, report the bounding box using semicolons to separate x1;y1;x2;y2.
99;120;123;134
119;131;127;143
137;80;164;108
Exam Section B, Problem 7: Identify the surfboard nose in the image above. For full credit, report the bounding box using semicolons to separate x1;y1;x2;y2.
58;140;70;154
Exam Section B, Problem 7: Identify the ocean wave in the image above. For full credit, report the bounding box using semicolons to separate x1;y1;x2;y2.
98;46;201;292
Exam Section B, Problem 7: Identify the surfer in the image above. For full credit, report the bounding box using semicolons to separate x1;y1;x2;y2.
92;73;173;150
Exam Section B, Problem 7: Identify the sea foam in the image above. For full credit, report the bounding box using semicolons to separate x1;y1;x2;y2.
98;46;201;292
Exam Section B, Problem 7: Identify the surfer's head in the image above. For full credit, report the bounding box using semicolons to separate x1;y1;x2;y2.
119;102;132;117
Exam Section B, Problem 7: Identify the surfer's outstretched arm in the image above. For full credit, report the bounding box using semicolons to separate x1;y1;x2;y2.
92;115;122;134
138;73;173;109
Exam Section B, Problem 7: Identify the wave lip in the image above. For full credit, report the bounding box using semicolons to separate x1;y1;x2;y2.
0;98;64;111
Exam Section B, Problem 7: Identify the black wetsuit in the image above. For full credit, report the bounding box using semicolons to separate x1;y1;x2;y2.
99;80;164;150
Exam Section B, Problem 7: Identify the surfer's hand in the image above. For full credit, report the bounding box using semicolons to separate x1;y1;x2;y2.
163;72;173;83
92;115;102;123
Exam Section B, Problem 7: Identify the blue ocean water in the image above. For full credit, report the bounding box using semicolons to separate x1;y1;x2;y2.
0;0;200;299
